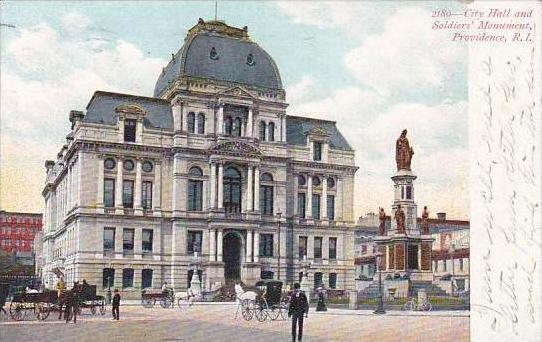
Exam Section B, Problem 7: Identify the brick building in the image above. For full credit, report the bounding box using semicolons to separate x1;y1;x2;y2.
0;210;43;253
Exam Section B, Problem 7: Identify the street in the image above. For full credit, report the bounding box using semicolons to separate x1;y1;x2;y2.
0;303;469;342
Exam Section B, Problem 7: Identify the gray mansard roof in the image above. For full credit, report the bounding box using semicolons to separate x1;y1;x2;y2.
84;91;174;130
286;116;354;151
154;20;283;97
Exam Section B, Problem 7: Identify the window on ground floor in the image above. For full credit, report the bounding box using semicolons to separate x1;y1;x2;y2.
142;269;153;288
103;268;115;288
259;234;274;257
122;268;134;288
261;270;274;279
329;273;337;289
314;272;323;289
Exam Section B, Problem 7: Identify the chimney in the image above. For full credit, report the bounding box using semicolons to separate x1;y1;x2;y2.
437;212;446;220
44;160;55;172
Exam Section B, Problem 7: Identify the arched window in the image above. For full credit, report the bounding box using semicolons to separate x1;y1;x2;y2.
260;173;274;215
259;121;266;141
187;112;196;133
312;176;321;187
298;175;306;186
223;167;242;214
187;166;203;211
233;117;242;137
268;122;275;142
197;113;205;134
224;116;233;136
327;177;335;188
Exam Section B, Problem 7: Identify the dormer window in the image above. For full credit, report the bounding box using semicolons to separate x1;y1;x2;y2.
313;141;322;161
246;53;255;66
210;47;219;60
124;119;136;142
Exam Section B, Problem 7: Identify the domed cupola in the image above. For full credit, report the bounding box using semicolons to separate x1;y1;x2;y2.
154;19;283;98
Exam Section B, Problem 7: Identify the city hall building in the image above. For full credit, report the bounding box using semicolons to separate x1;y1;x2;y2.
41;19;358;297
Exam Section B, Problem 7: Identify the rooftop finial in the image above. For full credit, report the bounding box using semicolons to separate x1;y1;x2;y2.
214;0;218;21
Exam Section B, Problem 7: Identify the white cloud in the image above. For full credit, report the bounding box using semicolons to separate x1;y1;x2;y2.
1;20;166;212
61;12;91;32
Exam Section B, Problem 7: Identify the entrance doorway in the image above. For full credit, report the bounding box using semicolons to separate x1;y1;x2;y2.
407;244;419;270
223;232;242;282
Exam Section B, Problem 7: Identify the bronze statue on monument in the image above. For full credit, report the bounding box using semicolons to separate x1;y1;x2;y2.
421;206;430;235
378;208;387;236
395;205;406;234
396;129;414;171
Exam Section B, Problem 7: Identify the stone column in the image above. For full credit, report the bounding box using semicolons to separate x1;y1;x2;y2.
173;102;182;131
386;245;390;270
77;151;83;206
115;158;124;214
281;115;287;142
136;118;143;144
321;176;328;219
96;156;104;213
247;107;253;137
209;229;216;262
247;166;254;211
210;163;217;209
217;230;223;262
153;162;162;216
217;104;224;135
306;175;313;219
293;174;299;216
118;117;124;143
336;177;343;221
134;159;143;215
172;155;181;215
246;230;252;262
253;232;259;263
253;166;260;212
217;163;224;209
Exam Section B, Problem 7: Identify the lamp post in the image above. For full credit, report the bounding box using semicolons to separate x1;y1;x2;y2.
373;252;386;314
107;274;112;304
277;211;282;281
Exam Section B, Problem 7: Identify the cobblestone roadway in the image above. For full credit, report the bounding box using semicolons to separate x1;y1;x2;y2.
0;304;469;342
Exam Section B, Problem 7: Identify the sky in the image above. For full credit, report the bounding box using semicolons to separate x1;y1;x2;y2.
0;1;468;220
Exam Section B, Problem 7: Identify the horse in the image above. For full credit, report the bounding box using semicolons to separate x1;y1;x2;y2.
234;283;257;319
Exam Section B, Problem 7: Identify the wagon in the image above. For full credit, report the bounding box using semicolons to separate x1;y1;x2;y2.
240;280;289;322
141;289;175;308
76;283;106;315
9;290;58;321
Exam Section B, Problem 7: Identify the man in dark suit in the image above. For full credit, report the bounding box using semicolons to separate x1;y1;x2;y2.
288;283;309;342
112;289;121;320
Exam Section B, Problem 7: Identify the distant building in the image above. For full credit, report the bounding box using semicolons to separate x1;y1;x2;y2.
0;210;43;253
354;212;470;292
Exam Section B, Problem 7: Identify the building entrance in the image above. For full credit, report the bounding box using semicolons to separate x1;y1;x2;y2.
223;232;242;282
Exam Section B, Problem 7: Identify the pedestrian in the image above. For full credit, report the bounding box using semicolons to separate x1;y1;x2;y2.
112;289;120;320
64;290;73;323
71;282;79;324
288;283;309;342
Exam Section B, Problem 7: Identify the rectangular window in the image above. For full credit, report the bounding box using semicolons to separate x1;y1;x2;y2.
187;180;203;211
327;195;335;220
312;194;321;219
102;268;115;288
260;185;274;215
329;273;337;289
103;227;115;252
123;228;134;252
187;231;202;255
122;180;134;208
124;119;136;142
142;229;153;253
314;272;323;289
314;237;323;259
298;193;306;218
406;186;412;200
142;269;153;288
104;179;115;207
459;258;464;271
299;236;307;259
259;234;274;257
142;181;153;210
329;237;337;260
122;268;134;288
313;141;322;161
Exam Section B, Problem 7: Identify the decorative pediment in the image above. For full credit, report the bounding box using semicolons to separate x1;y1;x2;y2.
218;86;256;99
211;141;262;155
306;127;330;137
115;103;147;116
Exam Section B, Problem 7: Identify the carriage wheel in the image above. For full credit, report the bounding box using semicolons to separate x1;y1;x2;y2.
160;296;172;308
91;304;97;315
254;300;268;322
9;302;26;321
278;301;289;320
241;299;254;321
178;298;190;309
141;298;155;308
99;300;106;315
269;306;281;321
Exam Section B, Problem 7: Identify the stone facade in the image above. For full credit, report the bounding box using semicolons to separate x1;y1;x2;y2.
41;20;358;298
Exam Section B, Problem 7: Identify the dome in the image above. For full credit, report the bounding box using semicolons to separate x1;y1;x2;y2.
154;19;283;97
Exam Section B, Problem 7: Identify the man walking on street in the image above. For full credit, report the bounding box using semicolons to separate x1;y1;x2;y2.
288;283;309;342
112;289;120;320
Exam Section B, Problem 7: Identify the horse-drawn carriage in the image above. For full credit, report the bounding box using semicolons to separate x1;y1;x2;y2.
76;283;106;315
237;280;289;322
141;289;176;308
9;289;58;321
